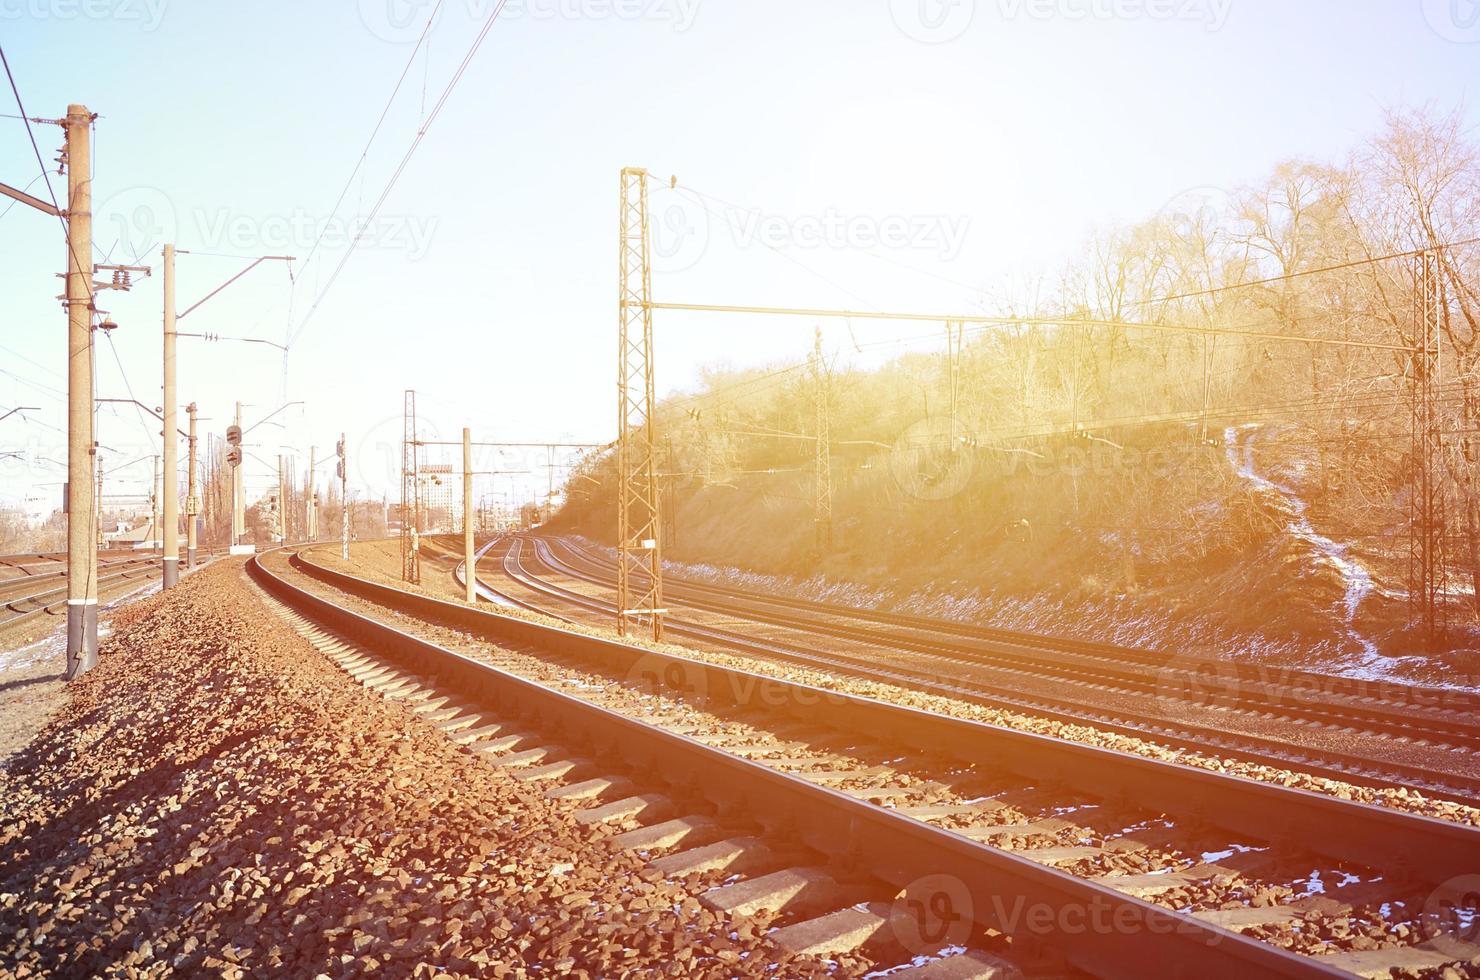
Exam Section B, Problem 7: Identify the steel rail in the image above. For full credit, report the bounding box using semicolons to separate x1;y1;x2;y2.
0;565;159;629
0;554;160;593
255;547;1353;979
542;535;1480;732
496;536;1480;806
295;543;1478;888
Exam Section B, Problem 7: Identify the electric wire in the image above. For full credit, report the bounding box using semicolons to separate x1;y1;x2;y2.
289;0;507;349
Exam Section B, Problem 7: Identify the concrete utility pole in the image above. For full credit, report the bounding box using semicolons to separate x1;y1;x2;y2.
151;455;160;552
95;465;104;549
161;243;179;587
812;324;833;550
232;402;244;546
186;402;199;567
340;433;349;561
306;446;316;541
463;427;475;603
64;104;97;679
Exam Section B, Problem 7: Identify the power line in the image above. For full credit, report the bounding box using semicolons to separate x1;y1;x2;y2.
0;365;65;401
0;172;44;221
295;0;445;279
0;44;63;232
1125;237;1480;310
0;341;65;380
289;0;508;349
100;331;161;450
674;182;886;315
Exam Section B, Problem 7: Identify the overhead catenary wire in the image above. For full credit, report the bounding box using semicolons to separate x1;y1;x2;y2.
294;0;445;280
289;0;508;349
1123;237;1480;311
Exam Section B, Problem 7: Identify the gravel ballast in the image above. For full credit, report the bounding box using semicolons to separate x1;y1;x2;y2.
0;559;831;979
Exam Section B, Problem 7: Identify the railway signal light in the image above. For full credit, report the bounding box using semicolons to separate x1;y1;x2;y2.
226;423;242;468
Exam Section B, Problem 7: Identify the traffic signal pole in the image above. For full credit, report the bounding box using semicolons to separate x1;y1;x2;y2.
161;243;179;587
64;104;97;679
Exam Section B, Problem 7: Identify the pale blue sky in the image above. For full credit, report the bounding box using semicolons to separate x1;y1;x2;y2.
2;0;1477;513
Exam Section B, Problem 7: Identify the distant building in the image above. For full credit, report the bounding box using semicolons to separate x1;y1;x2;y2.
104;520;160;550
417;464;456;532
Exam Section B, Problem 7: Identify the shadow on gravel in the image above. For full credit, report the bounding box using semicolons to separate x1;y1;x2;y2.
0;725;265;881
0;670;64;694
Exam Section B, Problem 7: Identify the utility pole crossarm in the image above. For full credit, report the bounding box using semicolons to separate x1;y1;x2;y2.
0;179;60;216
176;254;295;321
95;398;189;438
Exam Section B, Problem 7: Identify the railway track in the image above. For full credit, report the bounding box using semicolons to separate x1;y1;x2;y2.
266;544;1480;978
0;562;161;631
543;536;1480;719
0;549;222;632
488;534;1480;807
0;547;164;573
537;535;1480;743
0;554;156;598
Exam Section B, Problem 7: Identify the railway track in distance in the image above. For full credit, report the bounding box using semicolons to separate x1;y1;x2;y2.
275;545;1480;978
498;534;1480;807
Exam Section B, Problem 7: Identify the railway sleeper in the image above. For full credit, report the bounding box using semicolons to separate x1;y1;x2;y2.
267;579;1041;979
273;552;1480;978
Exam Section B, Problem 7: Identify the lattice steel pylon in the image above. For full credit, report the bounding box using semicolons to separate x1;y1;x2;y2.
1408;249;1446;645
401;389;422;585
617;167;664;641
812;325;833;550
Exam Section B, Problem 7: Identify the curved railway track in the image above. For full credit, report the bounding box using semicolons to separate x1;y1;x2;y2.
261;545;1480;978
0;549;222;631
537;536;1480;742
0;559;161;631
482;534;1480;806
